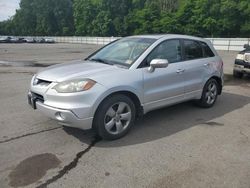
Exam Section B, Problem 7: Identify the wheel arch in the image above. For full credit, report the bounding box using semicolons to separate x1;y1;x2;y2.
210;76;223;95
92;89;143;123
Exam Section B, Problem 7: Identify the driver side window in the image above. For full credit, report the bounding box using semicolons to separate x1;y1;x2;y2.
142;39;181;67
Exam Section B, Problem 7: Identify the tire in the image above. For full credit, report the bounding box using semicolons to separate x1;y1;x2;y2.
196;79;219;108
93;94;136;140
233;70;243;78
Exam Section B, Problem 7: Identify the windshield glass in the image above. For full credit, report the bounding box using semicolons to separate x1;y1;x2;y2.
88;38;156;67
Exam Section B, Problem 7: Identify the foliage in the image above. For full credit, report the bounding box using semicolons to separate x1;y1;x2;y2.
0;0;74;36
0;0;250;37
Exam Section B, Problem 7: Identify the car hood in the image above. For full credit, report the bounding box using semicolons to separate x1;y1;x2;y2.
240;49;250;54
36;60;123;82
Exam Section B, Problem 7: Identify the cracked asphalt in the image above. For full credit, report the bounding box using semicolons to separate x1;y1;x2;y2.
0;44;250;188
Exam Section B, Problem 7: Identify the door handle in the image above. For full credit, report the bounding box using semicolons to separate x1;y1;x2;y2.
204;63;210;67
176;69;185;73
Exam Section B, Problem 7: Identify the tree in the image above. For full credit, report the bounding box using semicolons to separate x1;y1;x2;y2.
0;0;74;36
238;0;250;37
91;11;112;36
0;0;249;37
101;0;133;36
74;0;96;36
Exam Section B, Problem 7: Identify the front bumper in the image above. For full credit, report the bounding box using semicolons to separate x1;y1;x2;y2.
234;60;250;74
234;65;250;74
36;101;93;130
28;78;108;130
28;89;96;130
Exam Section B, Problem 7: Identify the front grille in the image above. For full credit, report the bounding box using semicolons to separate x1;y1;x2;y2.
245;54;250;63
31;92;44;103
34;78;52;86
244;64;250;69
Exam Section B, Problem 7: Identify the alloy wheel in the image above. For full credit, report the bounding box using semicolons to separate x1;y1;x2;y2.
104;102;132;135
205;82;217;105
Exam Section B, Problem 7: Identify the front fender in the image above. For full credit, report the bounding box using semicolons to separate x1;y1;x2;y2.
90;86;143;116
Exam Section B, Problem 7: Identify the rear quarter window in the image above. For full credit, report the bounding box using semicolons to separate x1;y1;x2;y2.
201;42;215;57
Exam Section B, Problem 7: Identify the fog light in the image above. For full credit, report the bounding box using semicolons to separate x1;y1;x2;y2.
55;112;65;121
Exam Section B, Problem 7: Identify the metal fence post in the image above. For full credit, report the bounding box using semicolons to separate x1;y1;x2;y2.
228;39;231;51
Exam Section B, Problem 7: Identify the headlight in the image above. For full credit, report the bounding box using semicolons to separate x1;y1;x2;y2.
32;74;38;85
53;79;96;93
236;54;244;60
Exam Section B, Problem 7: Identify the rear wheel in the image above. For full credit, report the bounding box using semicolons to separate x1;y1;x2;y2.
93;94;136;140
196;79;219;108
233;70;243;78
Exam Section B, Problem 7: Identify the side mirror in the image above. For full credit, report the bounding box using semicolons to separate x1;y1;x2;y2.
148;59;169;72
244;44;250;49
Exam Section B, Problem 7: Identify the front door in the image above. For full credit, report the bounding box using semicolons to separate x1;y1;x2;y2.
142;39;186;112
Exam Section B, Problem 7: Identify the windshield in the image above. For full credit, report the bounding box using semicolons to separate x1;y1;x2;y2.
88;38;156;67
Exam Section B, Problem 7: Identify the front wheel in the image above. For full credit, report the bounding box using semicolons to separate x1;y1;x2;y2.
196;79;219;108
93;94;136;140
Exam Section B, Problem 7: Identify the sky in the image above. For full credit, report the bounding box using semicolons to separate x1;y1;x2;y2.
0;0;20;21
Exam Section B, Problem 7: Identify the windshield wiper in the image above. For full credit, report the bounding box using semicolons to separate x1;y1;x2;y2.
89;58;113;65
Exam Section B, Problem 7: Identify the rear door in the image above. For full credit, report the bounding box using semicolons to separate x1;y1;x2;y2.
181;39;213;99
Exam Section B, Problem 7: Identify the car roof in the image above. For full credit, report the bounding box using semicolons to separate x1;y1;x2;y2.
128;34;207;42
127;34;217;56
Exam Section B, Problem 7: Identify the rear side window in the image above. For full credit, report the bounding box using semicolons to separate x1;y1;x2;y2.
184;40;203;60
201;42;215;57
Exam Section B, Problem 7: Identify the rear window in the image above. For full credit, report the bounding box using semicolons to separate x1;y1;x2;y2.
201;42;215;57
184;40;203;60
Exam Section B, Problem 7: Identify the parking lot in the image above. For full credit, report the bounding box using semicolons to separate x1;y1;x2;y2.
0;43;250;188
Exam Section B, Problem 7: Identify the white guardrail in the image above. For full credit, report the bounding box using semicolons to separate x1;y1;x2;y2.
206;38;250;51
1;36;250;51
53;37;250;51
53;36;120;45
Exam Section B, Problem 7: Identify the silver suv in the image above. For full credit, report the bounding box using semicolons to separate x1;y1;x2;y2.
28;35;224;140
